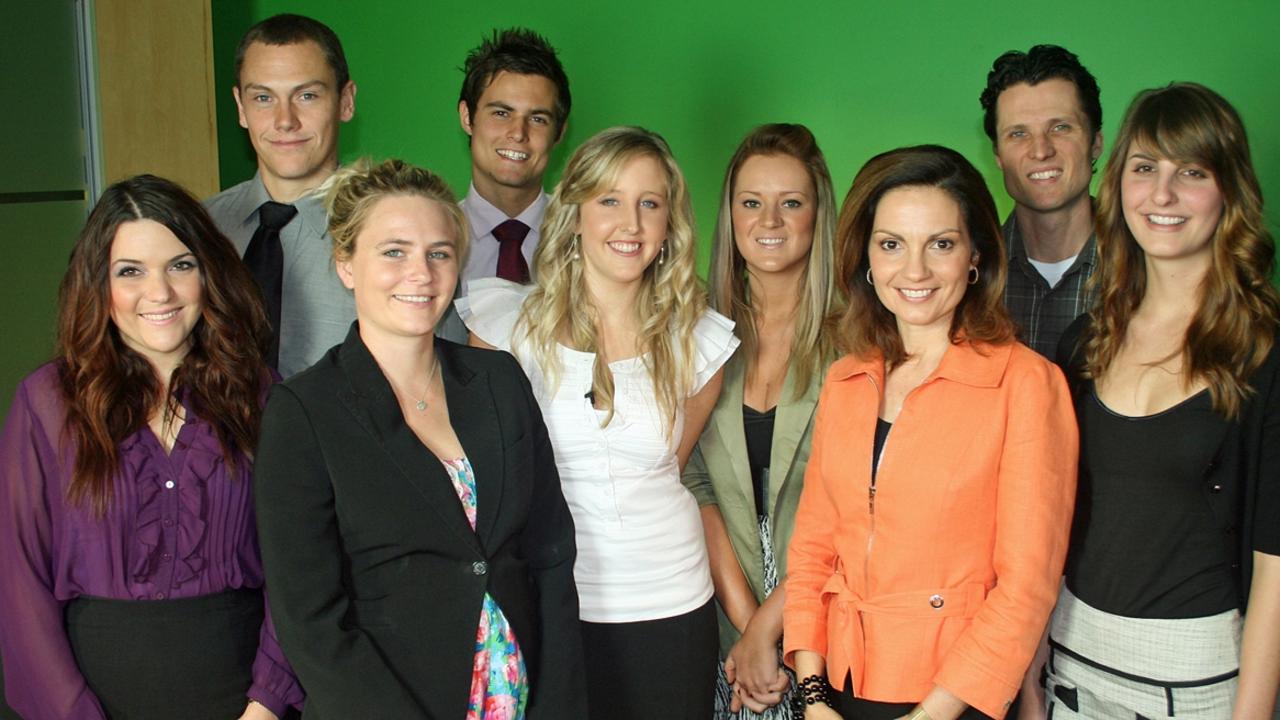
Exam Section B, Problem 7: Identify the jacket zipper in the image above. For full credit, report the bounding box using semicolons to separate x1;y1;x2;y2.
865;377;882;590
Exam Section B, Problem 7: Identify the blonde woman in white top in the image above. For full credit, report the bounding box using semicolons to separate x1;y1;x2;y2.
460;126;738;720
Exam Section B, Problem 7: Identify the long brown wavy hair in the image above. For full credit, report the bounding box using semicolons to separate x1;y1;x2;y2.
835;145;1014;367
708;123;842;399
1086;82;1279;419
56;174;271;513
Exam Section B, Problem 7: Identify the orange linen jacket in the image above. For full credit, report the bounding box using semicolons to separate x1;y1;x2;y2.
783;340;1077;719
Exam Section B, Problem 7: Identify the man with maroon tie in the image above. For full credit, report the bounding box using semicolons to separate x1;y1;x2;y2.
457;28;571;285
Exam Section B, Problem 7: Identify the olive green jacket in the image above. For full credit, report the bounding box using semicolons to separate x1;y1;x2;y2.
681;349;823;657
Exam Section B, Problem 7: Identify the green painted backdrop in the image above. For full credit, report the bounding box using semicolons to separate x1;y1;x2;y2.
212;0;1280;268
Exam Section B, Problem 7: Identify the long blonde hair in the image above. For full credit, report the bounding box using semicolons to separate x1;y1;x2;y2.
708;123;840;398
1086;82;1278;419
518;126;705;431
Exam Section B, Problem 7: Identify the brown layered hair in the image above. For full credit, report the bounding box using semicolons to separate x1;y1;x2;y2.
835;144;1014;367
1086;82;1279;419
708;123;841;398
56;175;271;513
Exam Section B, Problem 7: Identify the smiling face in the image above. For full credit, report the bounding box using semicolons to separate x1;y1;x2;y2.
868;186;977;336
460;71;561;207
234;40;356;202
576;154;670;294
731;153;816;280
336;194;460;343
994;78;1102;215
1120;142;1224;267
109;219;204;375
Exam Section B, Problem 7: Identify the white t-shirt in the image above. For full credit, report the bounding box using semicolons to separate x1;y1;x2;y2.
1028;254;1078;289
457;279;739;623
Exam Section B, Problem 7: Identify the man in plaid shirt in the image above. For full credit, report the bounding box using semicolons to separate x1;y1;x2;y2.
980;45;1103;359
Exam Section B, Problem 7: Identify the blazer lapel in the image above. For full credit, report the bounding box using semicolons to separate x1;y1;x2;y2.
438;342;505;549
710;354;754;510
768;362;819;515
335;327;481;553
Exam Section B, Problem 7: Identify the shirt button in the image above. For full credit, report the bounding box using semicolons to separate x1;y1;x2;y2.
929;594;944;609
161;552;172;561
471;561;488;576
162;518;174;527
164;480;175;489
154;592;166;600
1210;484;1223;493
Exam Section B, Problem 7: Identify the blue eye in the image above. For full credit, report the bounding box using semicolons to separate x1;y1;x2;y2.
641;199;660;209
782;199;803;209
428;250;453;261
741;199;761;209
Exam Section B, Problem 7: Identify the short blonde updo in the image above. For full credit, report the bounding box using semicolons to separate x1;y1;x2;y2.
324;158;469;266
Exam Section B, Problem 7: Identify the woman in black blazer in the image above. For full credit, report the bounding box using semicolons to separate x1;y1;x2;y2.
253;159;585;719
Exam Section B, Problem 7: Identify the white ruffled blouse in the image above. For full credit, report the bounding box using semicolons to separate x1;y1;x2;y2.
457;278;739;622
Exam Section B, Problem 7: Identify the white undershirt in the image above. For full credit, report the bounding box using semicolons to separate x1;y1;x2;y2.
1028;253;1078;289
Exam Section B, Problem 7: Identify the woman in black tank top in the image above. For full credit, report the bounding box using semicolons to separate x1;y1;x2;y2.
1036;83;1280;720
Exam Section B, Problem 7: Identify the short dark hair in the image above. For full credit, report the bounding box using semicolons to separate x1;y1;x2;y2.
235;14;350;90
979;44;1101;144
835;145;1014;366
459;28;571;135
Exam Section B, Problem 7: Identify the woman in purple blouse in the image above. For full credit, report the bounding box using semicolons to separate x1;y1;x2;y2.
0;175;302;719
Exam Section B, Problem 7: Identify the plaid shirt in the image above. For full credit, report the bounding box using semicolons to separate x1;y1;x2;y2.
1002;212;1097;359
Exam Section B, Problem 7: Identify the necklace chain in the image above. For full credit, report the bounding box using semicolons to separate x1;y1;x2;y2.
414;359;440;412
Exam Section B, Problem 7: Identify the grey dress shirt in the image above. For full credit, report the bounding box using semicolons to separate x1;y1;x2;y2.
204;173;355;378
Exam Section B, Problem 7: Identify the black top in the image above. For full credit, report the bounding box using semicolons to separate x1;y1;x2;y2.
1065;386;1235;618
1057;317;1280;612
744;404;776;517
872;419;892;481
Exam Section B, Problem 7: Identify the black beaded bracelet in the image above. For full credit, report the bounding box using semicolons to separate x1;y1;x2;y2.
790;674;834;715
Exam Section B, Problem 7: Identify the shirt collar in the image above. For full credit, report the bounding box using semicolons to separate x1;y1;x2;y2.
829;340;1011;389
1003;202;1098;272
230;171;329;236
462;182;549;235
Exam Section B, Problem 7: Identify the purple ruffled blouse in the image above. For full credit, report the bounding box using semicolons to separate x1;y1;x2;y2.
0;363;302;719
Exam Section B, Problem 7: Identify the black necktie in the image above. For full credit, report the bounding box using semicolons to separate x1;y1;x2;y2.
492;219;531;283
243;201;297;369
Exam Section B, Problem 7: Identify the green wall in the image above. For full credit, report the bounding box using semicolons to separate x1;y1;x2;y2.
212;0;1280;269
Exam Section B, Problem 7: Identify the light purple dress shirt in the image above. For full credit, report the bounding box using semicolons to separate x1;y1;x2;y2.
0;363;302;719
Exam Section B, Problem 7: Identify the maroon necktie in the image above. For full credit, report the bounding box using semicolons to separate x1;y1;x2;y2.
492;219;531;283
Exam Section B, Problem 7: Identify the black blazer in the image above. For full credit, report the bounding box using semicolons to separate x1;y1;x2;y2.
254;325;586;718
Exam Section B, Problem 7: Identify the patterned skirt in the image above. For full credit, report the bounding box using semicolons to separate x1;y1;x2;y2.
712;514;796;720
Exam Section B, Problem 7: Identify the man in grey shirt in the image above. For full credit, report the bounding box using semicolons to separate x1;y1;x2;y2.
205;14;357;377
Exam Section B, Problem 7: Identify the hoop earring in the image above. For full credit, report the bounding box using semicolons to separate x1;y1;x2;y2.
572;234;581;261
968;266;979;285
865;268;873;285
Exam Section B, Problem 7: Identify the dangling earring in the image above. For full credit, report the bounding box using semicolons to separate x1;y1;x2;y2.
572;233;581;261
658;241;667;266
968;266;979;285
865;268;874;285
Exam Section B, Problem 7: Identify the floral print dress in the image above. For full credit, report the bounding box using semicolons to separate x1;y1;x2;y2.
441;457;529;719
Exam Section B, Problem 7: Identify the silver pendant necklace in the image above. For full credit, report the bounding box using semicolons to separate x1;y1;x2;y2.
414;359;440;412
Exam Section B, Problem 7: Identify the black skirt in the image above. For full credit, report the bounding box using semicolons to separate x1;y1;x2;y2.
65;588;263;720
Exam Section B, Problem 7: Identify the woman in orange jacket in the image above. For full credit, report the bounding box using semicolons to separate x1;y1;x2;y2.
782;145;1078;720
